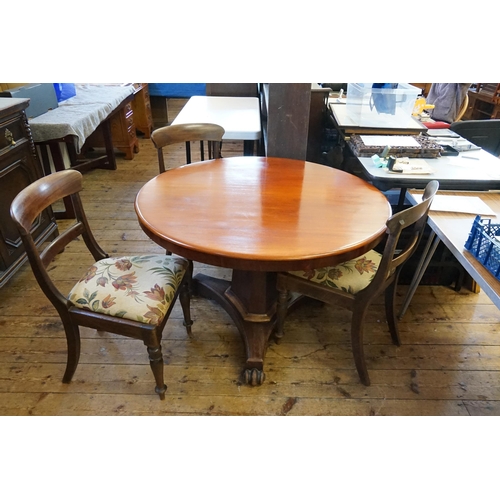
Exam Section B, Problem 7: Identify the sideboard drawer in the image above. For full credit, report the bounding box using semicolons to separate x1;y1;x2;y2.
0;115;28;153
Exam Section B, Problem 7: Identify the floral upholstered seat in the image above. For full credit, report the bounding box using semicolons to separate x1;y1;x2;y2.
287;249;381;295
69;255;189;326
11;169;193;399
276;180;438;388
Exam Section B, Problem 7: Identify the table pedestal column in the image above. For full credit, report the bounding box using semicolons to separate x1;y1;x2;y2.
193;270;277;385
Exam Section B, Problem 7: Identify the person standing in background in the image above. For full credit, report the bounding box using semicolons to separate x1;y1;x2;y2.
426;83;471;123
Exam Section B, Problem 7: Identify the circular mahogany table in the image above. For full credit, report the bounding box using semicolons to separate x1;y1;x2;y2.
135;156;391;384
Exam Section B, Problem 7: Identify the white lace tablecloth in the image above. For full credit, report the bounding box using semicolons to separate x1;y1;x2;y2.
29;84;135;152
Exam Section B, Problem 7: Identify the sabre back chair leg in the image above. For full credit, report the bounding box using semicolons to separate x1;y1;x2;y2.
351;304;370;386
275;289;289;344
61;320;81;384
385;280;401;346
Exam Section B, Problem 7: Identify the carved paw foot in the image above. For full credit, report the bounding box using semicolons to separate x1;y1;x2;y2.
243;368;266;386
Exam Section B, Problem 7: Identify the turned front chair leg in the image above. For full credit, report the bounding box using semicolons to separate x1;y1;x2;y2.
147;345;167;400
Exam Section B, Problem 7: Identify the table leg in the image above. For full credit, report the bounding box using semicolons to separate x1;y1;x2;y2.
73;119;117;172
48;143;76;219
397;187;408;210
100;119;117;170
398;230;441;319
243;140;255;156
192;270;277;385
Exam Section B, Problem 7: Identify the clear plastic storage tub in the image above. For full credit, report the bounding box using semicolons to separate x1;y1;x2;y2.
346;83;420;127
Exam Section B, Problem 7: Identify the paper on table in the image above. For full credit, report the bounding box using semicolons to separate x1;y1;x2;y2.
386;158;434;175
434;137;482;151
361;135;421;147
413;195;497;216
425;129;461;138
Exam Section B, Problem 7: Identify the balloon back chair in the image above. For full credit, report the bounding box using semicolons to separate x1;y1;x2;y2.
10;169;193;399
151;122;226;268
151;123;225;173
276;180;439;386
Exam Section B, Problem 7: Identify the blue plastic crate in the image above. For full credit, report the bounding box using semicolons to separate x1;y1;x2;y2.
53;83;76;102
148;83;206;98
464;216;500;279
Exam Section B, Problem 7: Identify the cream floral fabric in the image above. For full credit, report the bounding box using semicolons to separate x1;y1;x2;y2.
68;255;188;325
288;249;382;295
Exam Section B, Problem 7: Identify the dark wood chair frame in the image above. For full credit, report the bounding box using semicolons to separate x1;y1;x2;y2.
276;180;439;386
151;123;225;173
10;169;193;399
151;122;226;281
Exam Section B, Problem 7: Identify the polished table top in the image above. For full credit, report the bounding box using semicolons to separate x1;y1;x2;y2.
135;156;391;272
135;156;391;384
171;95;261;141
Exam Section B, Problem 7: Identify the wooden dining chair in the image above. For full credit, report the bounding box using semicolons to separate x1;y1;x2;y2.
455;93;469;122
10;169;193;400
275;180;439;386
151;122;226;268
151;123;225;173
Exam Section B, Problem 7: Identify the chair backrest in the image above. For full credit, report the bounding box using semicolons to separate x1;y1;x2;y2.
450;119;500;156
455;93;469;122
475;83;500;101
364;180;439;294
10;169;107;313
151;123;225;173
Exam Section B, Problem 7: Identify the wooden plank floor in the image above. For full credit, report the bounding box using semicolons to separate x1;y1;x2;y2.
2;99;500;416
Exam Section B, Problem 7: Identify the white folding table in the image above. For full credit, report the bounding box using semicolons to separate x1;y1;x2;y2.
171;96;261;155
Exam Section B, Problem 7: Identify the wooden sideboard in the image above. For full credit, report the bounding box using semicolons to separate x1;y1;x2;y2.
84;83;153;159
131;83;153;138
0;98;58;288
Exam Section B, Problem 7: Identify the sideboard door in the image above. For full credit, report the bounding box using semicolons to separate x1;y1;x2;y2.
0;97;58;287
